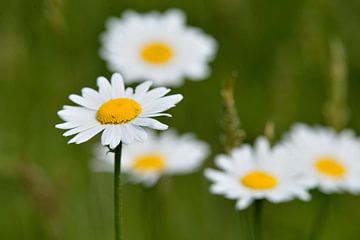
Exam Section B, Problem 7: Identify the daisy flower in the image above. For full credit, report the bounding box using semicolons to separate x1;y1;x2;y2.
56;73;183;148
284;123;360;194
100;9;217;87
205;137;312;210
92;130;210;186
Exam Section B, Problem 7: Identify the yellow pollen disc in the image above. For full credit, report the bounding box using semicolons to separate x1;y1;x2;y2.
241;171;278;190
96;98;142;124
141;42;174;64
132;154;166;173
315;158;346;178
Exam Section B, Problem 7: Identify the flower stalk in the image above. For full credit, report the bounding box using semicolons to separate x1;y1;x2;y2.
309;195;332;240
221;71;245;154
253;200;263;240
324;38;349;131
220;72;250;239
114;142;123;240
310;38;349;240
238;208;253;240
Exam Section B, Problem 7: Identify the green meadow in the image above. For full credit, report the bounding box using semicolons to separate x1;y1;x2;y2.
1;0;360;239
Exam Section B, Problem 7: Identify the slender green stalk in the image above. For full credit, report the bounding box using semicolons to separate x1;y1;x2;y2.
309;195;331;240
114;142;123;240
142;185;158;240
238;208;252;240
221;71;245;154
253;200;263;240
142;178;169;240
156;178;170;240
220;72;249;240
309;38;347;240
324;38;348;131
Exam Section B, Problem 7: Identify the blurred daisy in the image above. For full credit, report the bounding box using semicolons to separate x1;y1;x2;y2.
92;130;210;186
285;124;360;194
56;73;183;148
205;137;312;210
100;9;217;87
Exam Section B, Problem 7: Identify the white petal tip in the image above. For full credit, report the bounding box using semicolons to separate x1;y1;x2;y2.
158;125;168;130
175;94;184;102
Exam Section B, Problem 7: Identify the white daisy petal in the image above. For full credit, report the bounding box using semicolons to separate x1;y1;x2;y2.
109;126;122;149
55;121;81;130
68;125;104;144
101;127;112;146
204;169;228;183
132;118;168;130
130;124;148;142
141;94;183;116
236;198;253;210
69;94;98;110
125;87;134;97
141;87;171;103
110;73;125;97
57;106;96;122
134;81;153;98
120;125;134;144
63;122;99;137
81;88;105;107
163;9;185;27
142;113;172;118
97;76;114;99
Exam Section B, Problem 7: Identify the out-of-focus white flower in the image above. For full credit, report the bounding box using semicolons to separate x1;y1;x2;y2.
284;123;360;194
56;73;183;148
92;130;210;186
205;137;312;210
100;9;217;87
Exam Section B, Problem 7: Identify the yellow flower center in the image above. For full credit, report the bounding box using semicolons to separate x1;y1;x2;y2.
315;157;346;178
141;42;174;64
132;154;166;173
96;98;142;124
241;171;278;190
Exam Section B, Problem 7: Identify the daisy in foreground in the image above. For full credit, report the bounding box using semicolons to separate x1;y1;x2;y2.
56;72;182;240
100;9;217;87
56;73;183;148
205;137;312;210
284;124;360;194
92;130;210;186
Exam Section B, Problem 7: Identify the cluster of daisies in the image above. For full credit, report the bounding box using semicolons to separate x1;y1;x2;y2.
56;9;215;186
56;8;360;216
206;124;360;210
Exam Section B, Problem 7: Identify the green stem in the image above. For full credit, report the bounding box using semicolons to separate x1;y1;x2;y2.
142;186;158;240
309;195;331;240
142;179;169;240
114;142;123;240
238;208;252;240
254;200;263;240
325;38;348;131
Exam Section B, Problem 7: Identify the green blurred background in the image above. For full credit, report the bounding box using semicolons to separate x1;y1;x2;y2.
1;0;360;239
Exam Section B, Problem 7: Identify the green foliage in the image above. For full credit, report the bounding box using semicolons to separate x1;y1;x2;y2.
1;0;360;239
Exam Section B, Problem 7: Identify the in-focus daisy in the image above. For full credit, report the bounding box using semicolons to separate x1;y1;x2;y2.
100;9;217;87
56;73;183;148
284;124;360;194
205;137;312;210
92;130;210;186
